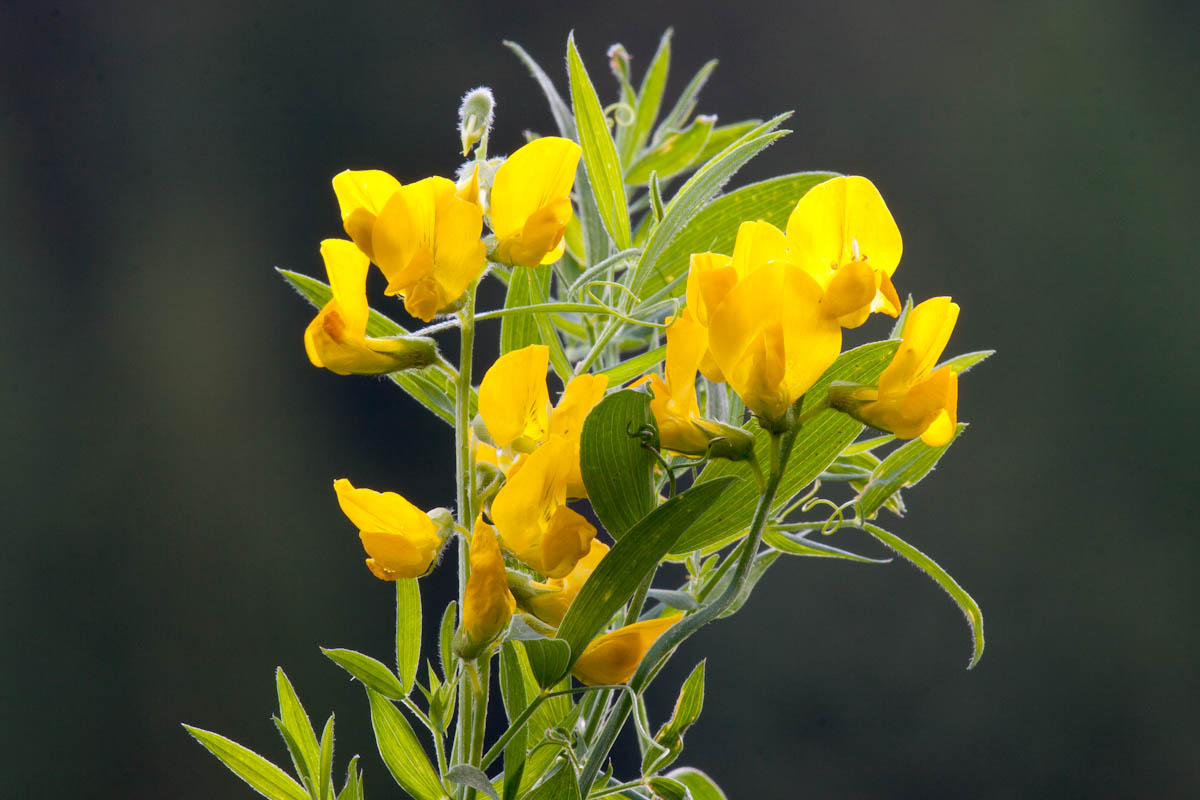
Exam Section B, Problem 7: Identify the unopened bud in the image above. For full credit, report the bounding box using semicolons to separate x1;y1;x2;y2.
458;86;495;157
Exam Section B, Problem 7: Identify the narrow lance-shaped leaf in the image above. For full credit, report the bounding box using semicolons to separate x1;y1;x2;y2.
336;755;361;800
184;725;310;800
567;32;632;250
396;578;421;695
762;529;892;563
628;115;792;296
445;765;499;800
366;689;448;800
647;776;691;800
857;424;966;519
626;115;715;185
652;58;719;145
275;668;320;784
522;761;582;800
556;477;736;663
580;390;659;539
861;523;985;669
499;265;547;355
665;767;727;800
321;648;407;700
318;715;335;800
619;28;672;165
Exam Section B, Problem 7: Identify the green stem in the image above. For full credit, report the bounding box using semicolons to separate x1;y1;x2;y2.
480;685;625;770
577;425;798;796
451;283;477;776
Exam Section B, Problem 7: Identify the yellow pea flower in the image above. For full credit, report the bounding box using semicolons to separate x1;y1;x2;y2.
478;344;607;496
705;222;842;423
490;436;596;578
644;311;724;456
371;175;487;323
521;539;609;627
489;137;582;267
304;239;437;376
548;372;608;497
332;169;402;261
458;517;516;658
333;478;445;581
570;614;682;686
478;345;551;452
785;176;902;329
830;297;960;446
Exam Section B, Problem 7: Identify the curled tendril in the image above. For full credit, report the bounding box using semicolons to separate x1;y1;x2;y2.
603;102;636;127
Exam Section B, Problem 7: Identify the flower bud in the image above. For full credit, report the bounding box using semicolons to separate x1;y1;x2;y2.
458;86;495;157
454;517;515;660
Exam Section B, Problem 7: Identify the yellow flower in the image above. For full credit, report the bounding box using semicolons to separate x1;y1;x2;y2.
644;311;725;456
332;170;402;262
478;344;607;496
570;615;682;686
490;436;596;578
785;176;902;329
522;539;609;627
304;240;437;376
705;221;842;423
830;297;960;446
459;517;516;657
478;345;552;452
371;176;487;322
333;478;445;580
489;137;582;267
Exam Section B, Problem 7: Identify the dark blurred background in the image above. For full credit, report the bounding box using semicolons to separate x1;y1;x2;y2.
3;0;1198;797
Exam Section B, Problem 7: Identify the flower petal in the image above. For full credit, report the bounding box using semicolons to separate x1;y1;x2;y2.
479;345;551;450
490;137;582;241
571;615;681;686
333;169;402;260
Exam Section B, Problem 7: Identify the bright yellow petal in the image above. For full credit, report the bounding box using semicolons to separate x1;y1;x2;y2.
359;530;434;579
524;539;609;627
787;175;902;277
685;252;737;326
842;175;902;277
333;169;402;260
320;239;371;337
463;518;516;646
550;373;609;498
304;304;423;375
333;478;438;545
570;615;681;686
878;297;959;394
373;178;440;296
490;137;582;240
730;220;789;279
432;187;487;304
490;437;570;563
540;504;596;579
479;345;551;450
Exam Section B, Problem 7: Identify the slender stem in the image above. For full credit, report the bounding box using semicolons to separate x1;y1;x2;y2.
451;283;477;776
591;779;649;798
480;685;625;770
578;426;798;796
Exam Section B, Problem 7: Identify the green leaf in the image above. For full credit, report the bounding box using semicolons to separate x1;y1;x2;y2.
277;268;468;426
556;478;736;663
595;345;665;385
862;523;985;669
396;578;421;695
184;725;310;800
643;660;705;774
857;424;966;519
628;115;792;296
940;349;995;376
567;33;632;250
275;668;320;785
692;121;763;166
521;761;581;800
510;643;573;746
503;41;575;139
336;755;360;800
500;266;546;355
321;648;407;700
619;28;672;165
664;768;726;800
498;643;530;800
647;776;691;800
626;115;715;185
645;588;698;611
762;529;891;563
670;341;899;556
439;600;457;680
652;59;718;146
318;715;335;800
718;550;779;618
633;171;836;303
521;637;573;689
446;765;500;800
580;390;659;539
366;689;447;800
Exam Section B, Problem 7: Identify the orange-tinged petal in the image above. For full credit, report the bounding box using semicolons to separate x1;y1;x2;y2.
333;169;402;260
570;615;682;686
462;518;516;647
525;539;609;627
479;345;551;451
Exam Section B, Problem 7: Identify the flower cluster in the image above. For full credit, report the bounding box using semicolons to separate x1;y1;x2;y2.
192;33;988;800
